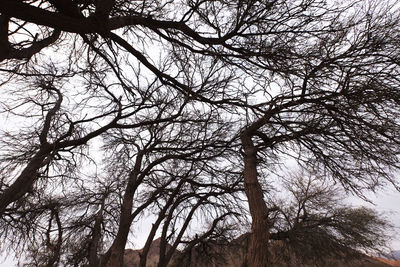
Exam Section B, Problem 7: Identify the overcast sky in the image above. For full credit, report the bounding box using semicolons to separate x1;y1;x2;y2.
350;187;400;249
1;2;400;266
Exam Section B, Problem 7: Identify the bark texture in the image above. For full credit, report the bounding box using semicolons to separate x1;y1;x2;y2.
102;153;143;267
241;134;270;267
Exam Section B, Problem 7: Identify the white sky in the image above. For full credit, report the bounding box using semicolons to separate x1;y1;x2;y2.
348;188;400;249
1;1;400;266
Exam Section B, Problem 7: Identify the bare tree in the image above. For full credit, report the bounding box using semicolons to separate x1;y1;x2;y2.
266;172;391;266
0;56;243;266
237;2;400;265
1;1;400;266
167;171;392;267
98;101;240;266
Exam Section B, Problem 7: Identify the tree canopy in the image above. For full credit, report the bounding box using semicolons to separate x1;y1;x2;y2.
1;0;400;266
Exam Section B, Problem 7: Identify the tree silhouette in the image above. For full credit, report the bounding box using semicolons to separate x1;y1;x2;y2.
1;0;400;266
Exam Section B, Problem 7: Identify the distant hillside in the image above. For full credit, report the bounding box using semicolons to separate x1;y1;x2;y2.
124;238;171;267
391;251;400;260
123;236;395;267
375;250;400;267
375;257;400;267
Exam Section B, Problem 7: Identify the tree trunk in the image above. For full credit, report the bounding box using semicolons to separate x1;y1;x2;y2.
103;190;135;267
103;187;136;267
0;147;50;215
88;199;105;267
102;153;143;267
241;134;270;267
